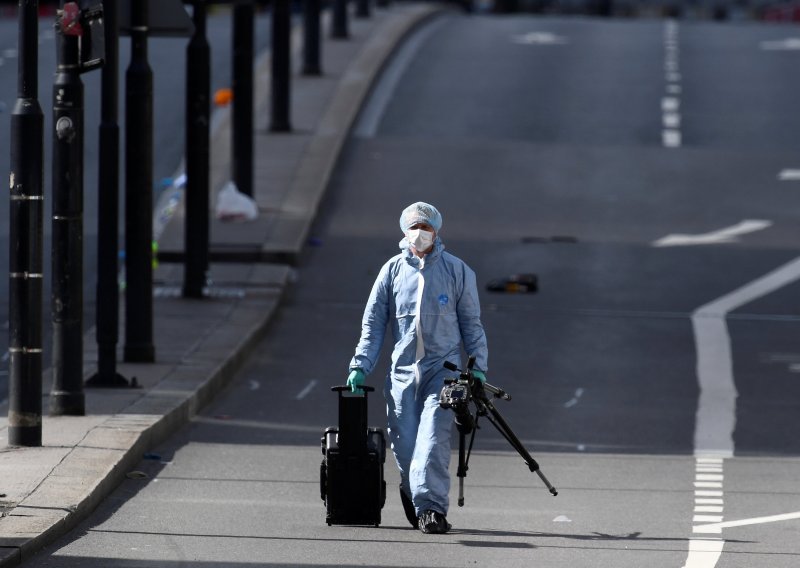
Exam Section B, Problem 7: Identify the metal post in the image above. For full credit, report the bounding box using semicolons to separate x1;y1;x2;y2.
50;1;86;415
270;0;292;132
233;1;254;197
88;0;129;387
302;0;321;76
356;0;369;19
183;0;210;299
331;0;348;39
124;0;155;362
9;0;44;446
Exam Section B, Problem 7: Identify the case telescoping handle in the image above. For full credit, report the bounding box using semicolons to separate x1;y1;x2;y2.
331;385;375;394
331;385;374;453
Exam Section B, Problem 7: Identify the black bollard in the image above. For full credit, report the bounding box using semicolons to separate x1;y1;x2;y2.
124;0;155;362
302;0;322;76
9;0;45;446
183;0;210;299
233;1;254;197
50;1;86;416
331;0;348;39
356;0;369;19
270;0;292;132
88;0;130;387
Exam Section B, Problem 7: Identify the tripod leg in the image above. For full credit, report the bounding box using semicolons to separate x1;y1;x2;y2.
457;430;467;506
480;399;558;496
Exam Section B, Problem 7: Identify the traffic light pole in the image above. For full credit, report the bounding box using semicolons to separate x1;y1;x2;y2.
50;1;86;416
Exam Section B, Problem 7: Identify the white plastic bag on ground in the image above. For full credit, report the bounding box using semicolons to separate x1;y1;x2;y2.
215;181;258;221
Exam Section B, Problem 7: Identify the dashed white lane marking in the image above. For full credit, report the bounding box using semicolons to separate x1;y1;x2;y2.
653;219;772;247
511;31;569;45
683;456;726;568
295;379;318;400
663;20;682;148
778;169;800;180
563;388;584;408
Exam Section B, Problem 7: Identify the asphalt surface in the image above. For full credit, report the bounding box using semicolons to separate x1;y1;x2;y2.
8;8;800;568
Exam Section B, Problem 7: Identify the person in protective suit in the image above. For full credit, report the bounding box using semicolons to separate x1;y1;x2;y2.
347;202;489;534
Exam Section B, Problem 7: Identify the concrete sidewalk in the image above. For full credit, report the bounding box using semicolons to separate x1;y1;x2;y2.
0;3;447;565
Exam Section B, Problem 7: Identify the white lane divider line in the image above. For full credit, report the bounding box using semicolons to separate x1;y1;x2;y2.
694;511;800;534
653;219;772;247
295;379;318;400
685;256;800;567
778;169;800;181
663;20;682;149
682;539;725;568
353;16;448;139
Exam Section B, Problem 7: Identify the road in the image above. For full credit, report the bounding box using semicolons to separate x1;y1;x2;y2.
19;12;800;568
0;8;271;402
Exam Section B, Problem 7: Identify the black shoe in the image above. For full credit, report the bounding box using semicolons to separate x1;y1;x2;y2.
418;510;451;534
399;486;418;529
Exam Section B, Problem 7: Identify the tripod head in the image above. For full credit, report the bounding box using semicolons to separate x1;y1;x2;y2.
442;357;511;402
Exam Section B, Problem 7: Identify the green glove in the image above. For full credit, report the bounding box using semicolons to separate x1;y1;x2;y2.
347;369;365;393
472;370;487;384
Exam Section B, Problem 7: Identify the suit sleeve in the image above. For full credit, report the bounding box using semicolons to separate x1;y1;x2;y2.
457;263;488;373
349;263;391;375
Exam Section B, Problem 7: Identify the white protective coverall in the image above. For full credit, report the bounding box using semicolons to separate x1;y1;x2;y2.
349;236;488;516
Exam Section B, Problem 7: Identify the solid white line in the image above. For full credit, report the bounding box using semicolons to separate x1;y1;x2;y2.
694;511;800;533
295;379;318;400
353;17;448;139
695;490;724;497
696;499;724;505
694;255;800;455
683;538;725;566
695;482;723;488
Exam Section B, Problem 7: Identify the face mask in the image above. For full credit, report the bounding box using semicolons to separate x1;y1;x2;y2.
407;229;434;253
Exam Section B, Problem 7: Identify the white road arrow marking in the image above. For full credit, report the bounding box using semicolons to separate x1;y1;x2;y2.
511;32;568;45
761;38;800;50
652;220;772;247
694;511;800;534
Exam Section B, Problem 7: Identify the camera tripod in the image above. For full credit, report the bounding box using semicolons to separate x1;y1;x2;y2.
441;358;558;506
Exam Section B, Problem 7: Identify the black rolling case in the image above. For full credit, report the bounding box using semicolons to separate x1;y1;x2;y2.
320;386;386;526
